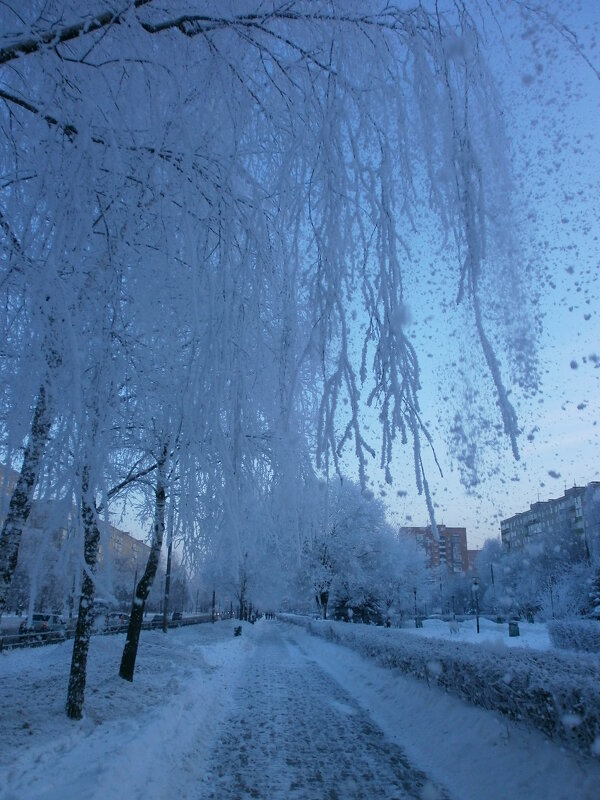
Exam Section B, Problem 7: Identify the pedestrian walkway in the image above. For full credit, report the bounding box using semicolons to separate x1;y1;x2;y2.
193;622;442;800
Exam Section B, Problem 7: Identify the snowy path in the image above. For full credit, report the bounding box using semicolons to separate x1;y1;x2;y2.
186;622;440;800
1;618;599;800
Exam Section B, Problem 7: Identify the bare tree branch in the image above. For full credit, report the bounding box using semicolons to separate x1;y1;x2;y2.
0;0;154;66
0;88;77;138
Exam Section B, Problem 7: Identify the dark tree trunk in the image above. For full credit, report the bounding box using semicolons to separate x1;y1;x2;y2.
237;557;248;621
0;385;52;612
66;467;100;720
238;589;247;621
119;451;166;682
320;590;329;620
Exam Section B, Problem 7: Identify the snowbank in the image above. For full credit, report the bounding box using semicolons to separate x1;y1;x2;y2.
400;615;553;650
285;624;600;800
281;614;600;758
0;619;256;799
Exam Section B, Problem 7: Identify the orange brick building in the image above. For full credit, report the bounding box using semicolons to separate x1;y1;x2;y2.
401;524;470;574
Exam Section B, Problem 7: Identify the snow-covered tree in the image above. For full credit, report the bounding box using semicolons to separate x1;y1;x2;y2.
477;531;596;622
0;1;558;719
295;479;427;622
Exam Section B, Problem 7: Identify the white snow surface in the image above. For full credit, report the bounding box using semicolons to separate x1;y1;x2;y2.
397;616;553;650
0;618;598;799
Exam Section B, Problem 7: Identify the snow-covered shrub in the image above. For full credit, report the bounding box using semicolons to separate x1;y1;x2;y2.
548;619;600;654
588;567;600;619
279;614;600;758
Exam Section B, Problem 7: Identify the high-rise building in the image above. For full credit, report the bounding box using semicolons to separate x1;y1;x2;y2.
401;524;470;574
500;482;600;556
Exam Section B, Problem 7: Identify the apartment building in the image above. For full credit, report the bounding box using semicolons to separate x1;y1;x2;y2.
500;482;600;556
1;463;149;571
401;524;470;574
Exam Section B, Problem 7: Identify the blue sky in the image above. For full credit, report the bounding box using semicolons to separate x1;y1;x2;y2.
375;1;600;547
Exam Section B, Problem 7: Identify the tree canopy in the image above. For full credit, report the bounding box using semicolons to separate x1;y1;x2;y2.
0;0;558;715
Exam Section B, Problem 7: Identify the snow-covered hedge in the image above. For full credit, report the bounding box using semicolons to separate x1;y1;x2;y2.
280;614;600;758
548;619;600;654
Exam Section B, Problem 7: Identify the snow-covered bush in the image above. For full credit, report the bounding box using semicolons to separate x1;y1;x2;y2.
548;619;600;654
588;567;600;620
280;614;600;758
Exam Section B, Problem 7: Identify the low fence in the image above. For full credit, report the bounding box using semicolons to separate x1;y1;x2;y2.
0;612;218;652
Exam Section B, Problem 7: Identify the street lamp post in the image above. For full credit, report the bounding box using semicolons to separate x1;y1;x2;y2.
472;577;480;634
413;586;418;628
490;562;497;619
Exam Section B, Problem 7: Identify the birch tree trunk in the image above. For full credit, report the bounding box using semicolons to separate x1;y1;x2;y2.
66;466;101;720
119;450;167;682
0;384;53;613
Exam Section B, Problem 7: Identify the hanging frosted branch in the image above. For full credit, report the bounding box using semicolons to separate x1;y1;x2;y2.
435;9;521;460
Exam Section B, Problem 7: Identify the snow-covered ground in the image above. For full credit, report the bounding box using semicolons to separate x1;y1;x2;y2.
398;616;553;650
1;618;598;800
0;620;249;800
